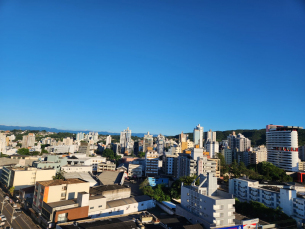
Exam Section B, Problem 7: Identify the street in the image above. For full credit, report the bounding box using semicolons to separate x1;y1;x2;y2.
0;190;39;229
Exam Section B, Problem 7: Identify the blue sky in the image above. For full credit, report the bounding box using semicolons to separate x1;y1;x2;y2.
1;0;304;135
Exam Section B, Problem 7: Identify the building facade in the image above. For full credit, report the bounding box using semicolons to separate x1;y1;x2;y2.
266;125;302;172
193;124;203;148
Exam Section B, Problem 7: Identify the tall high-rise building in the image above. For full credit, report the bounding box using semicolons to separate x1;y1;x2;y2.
120;127;132;154
143;132;153;153
193;124;203;148
0;133;6;154
156;134;165;155
205;140;219;158
106;135;112;146
76;132;85;141
266;125;302;172
227;132;251;154
22;133;35;148
205;129;216;142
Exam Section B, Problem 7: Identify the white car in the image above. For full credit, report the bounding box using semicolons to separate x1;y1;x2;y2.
0;215;6;221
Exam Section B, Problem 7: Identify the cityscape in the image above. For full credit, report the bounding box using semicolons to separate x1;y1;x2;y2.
1;0;305;229
0;124;305;229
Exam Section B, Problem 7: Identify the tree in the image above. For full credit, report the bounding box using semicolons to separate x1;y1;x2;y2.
140;178;149;189
17;148;30;155
138;152;145;158
52;172;65;180
41;149;48;155
238;162;247;176
170;175;199;199
231;160;240;178
102;149;115;160
9;187;15;196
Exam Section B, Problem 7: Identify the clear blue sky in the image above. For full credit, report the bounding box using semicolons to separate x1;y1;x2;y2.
1;0;305;135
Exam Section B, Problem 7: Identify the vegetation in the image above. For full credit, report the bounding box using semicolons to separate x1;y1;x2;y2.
138;151;145;158
140;175;200;201
235;198;296;228
0;153;8;158
52;172;65;180
9;186;15;196
227;161;293;182
101;149;121;161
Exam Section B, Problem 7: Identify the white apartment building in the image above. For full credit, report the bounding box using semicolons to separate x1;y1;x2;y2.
67;157;106;172
120;127;132;154
176;153;196;178
106;135;112;146
22;133;36;148
227;132;251;152
143;132;153;152
229;177;305;228
0;133;6;154
205;140;219;158
223;147;233;165
177;173;235;229
249;145;267;164
266;125;302;172
193;124;204;148
145;151;159;176
61;165;92;173
156;134;165;155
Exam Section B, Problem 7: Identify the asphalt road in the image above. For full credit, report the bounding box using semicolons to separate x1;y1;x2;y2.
0;190;38;229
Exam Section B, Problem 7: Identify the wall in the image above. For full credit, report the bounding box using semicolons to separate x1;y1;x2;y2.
102;188;131;201
88;197;107;213
147;177;169;187
54;206;89;223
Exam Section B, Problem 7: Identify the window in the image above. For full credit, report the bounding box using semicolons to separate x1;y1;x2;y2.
90;207;94;209
98;205;103;208
61;193;66;198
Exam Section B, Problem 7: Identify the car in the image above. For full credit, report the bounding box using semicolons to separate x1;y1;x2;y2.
4;196;9;200
0;216;7;221
14;209;22;213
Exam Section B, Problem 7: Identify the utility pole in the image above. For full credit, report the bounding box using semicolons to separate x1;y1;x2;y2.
10;208;15;229
1;199;6;213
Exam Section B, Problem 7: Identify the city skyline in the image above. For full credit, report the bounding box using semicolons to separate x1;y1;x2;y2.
1;0;304;135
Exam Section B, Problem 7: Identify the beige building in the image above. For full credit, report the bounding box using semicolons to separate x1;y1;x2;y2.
299;160;305;171
33;178;90;214
97;161;116;172
22;133;35;148
0;166;56;190
128;163;142;177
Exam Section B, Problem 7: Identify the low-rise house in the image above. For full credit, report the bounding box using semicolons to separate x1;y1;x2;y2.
61;165;92;173
97;161;116;172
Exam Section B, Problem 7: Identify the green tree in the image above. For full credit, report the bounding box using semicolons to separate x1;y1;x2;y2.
138;152;145;158
9;187;15;196
231;160;240;178
238;161;247;176
139;178;149;189
170;175;199;199
17;148;30;155
52;172;65;180
102;149;115;160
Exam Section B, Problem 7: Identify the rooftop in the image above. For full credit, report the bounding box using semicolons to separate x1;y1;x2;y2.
37;178;87;187
106;195;152;209
46;199;77;208
89;184;130;196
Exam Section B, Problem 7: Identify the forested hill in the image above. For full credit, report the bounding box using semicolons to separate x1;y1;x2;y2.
172;129;305;147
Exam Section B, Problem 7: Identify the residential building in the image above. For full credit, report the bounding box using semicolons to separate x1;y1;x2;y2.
162;154;178;176
22;133;35;148
76;132;85;141
156;134;165;155
120;127;132;154
19;186;35;209
298;161;305;171
266;125;302;172
179;132;188;143
97;161;116;172
229;177;305;227
205;129;216;142
176;153;196;178
236;151;249;166
67;156;106;172
249;145;267;165
0;133;6;154
205;140;219;158
193;124;204;148
78;141;91;156
0;166;56;190
222;147;233;165
145;150;159;176
176;173;235;228
33;178;90;215
128;163;142;177
106;135;111;146
85;132;99;142
63;137;73;146
33;155;68;172
61;165;92;173
227;132;251;154
143;132;153;153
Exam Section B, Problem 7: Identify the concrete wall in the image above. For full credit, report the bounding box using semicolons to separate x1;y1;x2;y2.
88;197;107;212
102;188;131;201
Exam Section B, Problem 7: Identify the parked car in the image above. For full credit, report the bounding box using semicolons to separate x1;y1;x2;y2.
14;209;22;213
0;215;7;221
4;196;9;201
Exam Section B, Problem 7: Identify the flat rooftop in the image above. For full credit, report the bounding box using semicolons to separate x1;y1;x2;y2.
46;199;77;208
106;195;151;209
89;185;130;196
37;178;87;187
